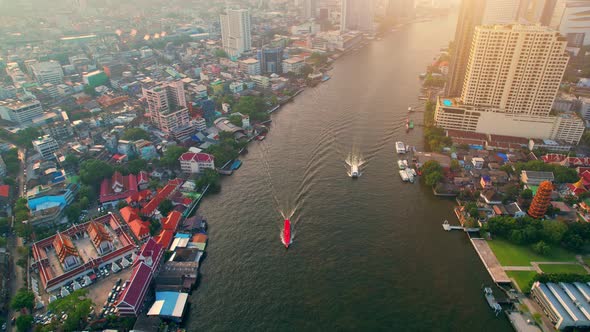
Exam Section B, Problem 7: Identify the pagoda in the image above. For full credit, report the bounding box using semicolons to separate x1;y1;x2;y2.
528;181;553;219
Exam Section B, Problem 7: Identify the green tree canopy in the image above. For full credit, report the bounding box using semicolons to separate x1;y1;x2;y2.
79;159;114;188
233;96;269;122
160;146;188;168
121;128;150;141
158;199;174;217
48;289;94;331
11;288;35;310
16;314;33;332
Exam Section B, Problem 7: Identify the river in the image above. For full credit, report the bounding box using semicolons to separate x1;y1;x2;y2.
188;12;513;332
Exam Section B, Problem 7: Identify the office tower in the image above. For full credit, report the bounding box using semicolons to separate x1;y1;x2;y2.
220;9;252;57
0;98;43;126
445;0;521;97
461;25;568;116
31;61;64;85
258;47;284;74
518;0;551;23
546;0;590;47
340;0;375;32
435;25;584;144
304;0;317;19
142;81;190;137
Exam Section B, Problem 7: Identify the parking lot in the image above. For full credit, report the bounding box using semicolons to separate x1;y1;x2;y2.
87;266;133;316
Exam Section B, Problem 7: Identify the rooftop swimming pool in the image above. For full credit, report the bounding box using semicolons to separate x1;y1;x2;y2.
443;99;452;107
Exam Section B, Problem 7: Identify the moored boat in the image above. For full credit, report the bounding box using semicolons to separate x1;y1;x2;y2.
397;160;406;170
409;120;414;129
399;170;409;182
395;141;406;154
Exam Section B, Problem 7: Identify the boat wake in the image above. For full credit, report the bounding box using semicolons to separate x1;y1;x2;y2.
345;149;365;178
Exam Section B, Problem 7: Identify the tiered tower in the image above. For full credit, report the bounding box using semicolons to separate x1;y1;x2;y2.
528;181;553;219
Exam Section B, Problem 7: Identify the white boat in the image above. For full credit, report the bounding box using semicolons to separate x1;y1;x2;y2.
408;106;413;112
399;170;409;182
403;160;409;168
397;160;406;170
395;141;406;154
407;168;417;177
350;164;359;178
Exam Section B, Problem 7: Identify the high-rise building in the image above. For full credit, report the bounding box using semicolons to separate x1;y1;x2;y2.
220;9;252;57
142;81;191;139
303;0;317;19
445;0;522;97
0;98;43;126
461;25;568;116
340;0;375;32
31;61;64;85
258;47;284;74
435;25;584;144
548;0;590;47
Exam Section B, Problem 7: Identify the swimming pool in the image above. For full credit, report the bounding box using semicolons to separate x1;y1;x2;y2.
443;99;452;107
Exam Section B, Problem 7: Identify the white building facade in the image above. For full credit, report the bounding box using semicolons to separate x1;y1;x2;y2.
220;9;252;57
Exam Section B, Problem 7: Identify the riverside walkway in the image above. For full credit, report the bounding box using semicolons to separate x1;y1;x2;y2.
471;238;511;283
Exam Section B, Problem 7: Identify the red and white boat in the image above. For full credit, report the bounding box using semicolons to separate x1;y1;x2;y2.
281;219;292;248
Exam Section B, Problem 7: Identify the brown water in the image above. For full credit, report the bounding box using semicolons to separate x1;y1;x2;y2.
188;13;512;332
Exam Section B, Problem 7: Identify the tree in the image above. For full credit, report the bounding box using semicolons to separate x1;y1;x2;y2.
196;169;221;194
214;49;228;58
15;128;41;148
11;288;34;310
78;185;96;203
450;159;461;172
160;146;188;168
63;154;80;168
127;159;148;174
121;128;150;141
425;171;443;186
64;203;82;223
84;85;97;96
16;314;33;332
0;217;9;234
229;114;243;127
532;240;550;255
79;159;114;188
521;189;533;199
541;220;567;245
233;96;269;122
116;200;128;209
158;199;174;217
48;289;93;332
79;196;90;210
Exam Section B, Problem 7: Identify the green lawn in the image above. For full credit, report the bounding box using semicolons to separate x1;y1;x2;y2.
487;239;577;266
538;264;588;275
506;271;537;293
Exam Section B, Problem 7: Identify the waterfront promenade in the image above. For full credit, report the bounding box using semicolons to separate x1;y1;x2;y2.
471;239;511;284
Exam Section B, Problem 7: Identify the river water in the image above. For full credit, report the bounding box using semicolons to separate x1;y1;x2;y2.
188;12;512;332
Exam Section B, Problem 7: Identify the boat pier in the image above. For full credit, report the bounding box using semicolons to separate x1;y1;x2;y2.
442;220;464;231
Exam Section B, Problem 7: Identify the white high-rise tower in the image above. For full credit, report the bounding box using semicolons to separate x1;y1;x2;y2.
220;9;252;57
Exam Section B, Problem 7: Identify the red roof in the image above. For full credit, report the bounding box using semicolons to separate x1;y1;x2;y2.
129;219;150;240
162;211;182;231
154;229;174;250
119;206;139;224
116;262;153;314
138;171;149;184
178;152;214;163
140;180;182;216
100;172;138;203
0;185;10;198
136;238;164;268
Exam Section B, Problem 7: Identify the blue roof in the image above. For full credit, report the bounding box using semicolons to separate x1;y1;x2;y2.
497;153;508;162
175;233;191;239
157;292;179;316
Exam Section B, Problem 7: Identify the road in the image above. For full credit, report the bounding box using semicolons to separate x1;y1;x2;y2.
17;148;26;198
5;236;25;332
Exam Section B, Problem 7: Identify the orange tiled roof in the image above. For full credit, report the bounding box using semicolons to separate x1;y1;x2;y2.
53;232;78;263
